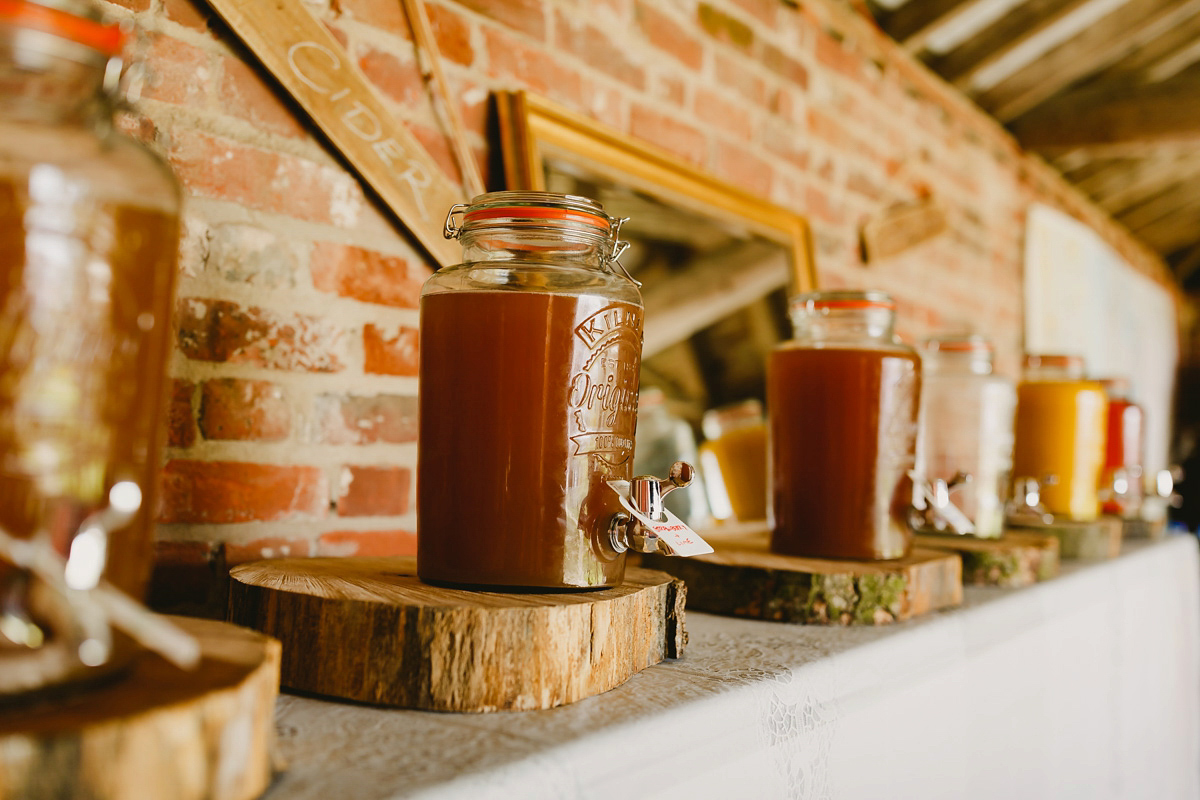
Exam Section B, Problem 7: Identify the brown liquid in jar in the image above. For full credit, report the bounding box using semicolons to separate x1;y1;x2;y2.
0;176;180;599
768;345;920;560
418;289;643;589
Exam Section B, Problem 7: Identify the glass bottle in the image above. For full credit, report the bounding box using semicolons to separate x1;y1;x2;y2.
1099;377;1144;518
916;335;1015;538
768;290;921;560
634;388;712;529
0;0;182;693
699;399;767;523
1012;354;1108;521
418;192;644;590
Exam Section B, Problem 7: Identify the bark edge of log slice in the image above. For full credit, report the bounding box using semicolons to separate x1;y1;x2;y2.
0;616;280;800
1009;516;1124;560
644;531;962;625
913;530;1061;587
227;557;688;712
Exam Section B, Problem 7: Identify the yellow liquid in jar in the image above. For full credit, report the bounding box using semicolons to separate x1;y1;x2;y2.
1012;381;1107;521
701;422;767;523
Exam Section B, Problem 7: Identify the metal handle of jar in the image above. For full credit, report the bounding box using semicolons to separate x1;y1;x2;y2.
608;462;713;557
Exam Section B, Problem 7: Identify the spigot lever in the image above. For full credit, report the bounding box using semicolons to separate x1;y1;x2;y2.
607;462;713;558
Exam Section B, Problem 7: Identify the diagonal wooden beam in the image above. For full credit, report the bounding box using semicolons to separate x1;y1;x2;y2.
975;0;1200;122
1168;240;1200;284
1008;73;1200;149
1088;9;1200;82
875;0;988;52
924;0;1093;88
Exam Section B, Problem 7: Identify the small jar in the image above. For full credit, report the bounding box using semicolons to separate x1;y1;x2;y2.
1012;354;1108;521
0;0;182;694
418;192;643;590
634;388;711;529
916;335;1015;538
768;290;921;560
699;400;767;523
1099;377;1144;518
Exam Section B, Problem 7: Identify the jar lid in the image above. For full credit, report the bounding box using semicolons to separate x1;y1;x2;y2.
923;334;994;354
790;289;894;312
0;0;124;56
1023;353;1084;371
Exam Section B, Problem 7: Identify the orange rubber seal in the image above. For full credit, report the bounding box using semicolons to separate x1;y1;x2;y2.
807;299;895;310
0;0;124;56
464;205;610;231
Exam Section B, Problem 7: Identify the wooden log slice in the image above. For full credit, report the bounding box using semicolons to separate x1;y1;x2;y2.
643;531;962;625
914;530;1060;588
0;617;280;800
1121;516;1167;540
1010;516;1123;559
227;557;687;713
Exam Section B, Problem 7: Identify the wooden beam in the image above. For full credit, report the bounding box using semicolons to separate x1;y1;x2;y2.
1089;11;1200;81
1093;154;1200;213
1168;240;1200;284
1009;74;1200;149
1123;193;1200;254
975;0;1200;122
924;0;1093;88
875;0;986;51
641;240;788;358
1114;179;1200;232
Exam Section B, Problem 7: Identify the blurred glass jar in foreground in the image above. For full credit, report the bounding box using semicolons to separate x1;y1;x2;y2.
633;388;711;530
699;399;767;524
1011;355;1107;522
768;290;921;561
1098;377;1144;519
0;0;182;694
915;335;1015;538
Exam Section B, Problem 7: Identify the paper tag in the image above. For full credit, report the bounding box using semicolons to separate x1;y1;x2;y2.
607;480;714;557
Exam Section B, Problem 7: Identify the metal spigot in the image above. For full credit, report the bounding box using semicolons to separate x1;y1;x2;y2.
1006;476;1054;526
910;471;976;535
608;462;713;557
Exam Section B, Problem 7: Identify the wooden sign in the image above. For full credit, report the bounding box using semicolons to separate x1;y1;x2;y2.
203;0;462;267
860;198;948;262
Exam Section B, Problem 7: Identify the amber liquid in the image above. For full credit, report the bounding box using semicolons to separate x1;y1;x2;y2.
768;345;920;560
1013;381;1107;521
0;176;180;599
418;290;643;589
702;423;768;522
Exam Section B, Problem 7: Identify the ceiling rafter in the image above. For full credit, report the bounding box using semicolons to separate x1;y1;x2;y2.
974;0;1200;122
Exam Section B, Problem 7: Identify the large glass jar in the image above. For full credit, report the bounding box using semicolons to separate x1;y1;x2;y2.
1099;377;1144;518
768;290;921;560
0;0;181;693
634;388;711;529
916;335;1015;538
1012;354;1108;521
699;399;767;523
418;192;643;590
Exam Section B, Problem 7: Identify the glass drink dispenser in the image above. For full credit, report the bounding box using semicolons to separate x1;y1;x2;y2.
915;335;1015;538
0;0;182;694
1099;377;1144;518
418;192;711;590
1011;354;1108;521
767;290;921;561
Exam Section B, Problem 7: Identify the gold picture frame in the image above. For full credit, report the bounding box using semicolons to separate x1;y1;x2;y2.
494;90;817;358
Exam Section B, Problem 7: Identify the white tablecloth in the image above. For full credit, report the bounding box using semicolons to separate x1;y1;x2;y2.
266;536;1200;800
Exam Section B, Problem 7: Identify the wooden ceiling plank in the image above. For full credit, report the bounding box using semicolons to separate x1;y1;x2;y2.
926;0;1094;87
1009;72;1200;148
1093;154;1200;212
1116;179;1200;233
977;0;1200;122
1134;205;1200;254
1168;241;1200;284
877;0;990;51
1088;11;1200;81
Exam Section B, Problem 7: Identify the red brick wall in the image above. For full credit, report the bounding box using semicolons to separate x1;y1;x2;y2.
102;0;1172;607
